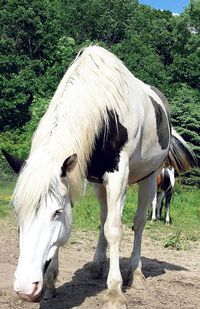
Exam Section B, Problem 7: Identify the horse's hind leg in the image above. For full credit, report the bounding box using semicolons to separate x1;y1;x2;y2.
86;183;108;279
128;172;157;288
156;191;165;220
43;250;59;300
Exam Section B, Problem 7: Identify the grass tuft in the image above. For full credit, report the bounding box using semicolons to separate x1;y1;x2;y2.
163;230;190;251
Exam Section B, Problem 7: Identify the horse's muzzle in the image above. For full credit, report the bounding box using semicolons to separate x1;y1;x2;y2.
16;282;43;302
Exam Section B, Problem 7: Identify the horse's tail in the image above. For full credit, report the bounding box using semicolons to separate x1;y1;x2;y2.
167;128;198;172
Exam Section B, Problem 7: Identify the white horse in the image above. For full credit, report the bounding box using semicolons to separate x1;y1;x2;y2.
2;46;197;308
151;167;175;225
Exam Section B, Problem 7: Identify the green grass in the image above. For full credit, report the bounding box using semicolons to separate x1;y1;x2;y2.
1;181;200;250
0;181;15;217
73;185;100;230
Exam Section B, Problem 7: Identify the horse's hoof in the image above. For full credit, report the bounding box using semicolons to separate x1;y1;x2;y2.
43;288;56;300
130;276;146;290
126;269;146;289
103;291;127;309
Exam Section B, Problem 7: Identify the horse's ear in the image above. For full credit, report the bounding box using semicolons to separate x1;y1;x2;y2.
61;153;78;177
1;149;25;174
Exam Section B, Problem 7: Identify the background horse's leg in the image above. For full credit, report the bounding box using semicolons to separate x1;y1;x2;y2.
129;172;157;287
151;192;157;222
156;191;165;220
165;190;172;225
103;151;129;309
43;249;59;300
86;184;108;279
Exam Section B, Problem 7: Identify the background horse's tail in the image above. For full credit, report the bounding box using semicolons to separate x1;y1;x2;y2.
167;128;198;172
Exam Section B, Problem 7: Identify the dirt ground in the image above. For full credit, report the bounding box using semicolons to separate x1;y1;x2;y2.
0;216;200;309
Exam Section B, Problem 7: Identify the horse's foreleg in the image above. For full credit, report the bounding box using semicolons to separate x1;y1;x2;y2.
86;184;108;279
103;151;129;309
94;184;108;262
129;172;157;287
43;250;59;300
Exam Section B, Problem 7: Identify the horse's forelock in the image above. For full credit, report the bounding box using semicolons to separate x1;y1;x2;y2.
12;155;59;222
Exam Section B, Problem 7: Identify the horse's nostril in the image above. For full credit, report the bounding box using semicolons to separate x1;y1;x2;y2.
16;282;43;302
31;282;40;295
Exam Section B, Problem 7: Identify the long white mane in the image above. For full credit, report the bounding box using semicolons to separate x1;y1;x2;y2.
13;46;129;221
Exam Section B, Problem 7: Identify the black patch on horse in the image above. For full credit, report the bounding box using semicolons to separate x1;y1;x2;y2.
150;97;169;150
87;110;128;183
151;86;171;129
161;169;171;192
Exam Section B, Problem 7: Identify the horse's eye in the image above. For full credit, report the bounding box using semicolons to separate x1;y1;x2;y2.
52;209;62;221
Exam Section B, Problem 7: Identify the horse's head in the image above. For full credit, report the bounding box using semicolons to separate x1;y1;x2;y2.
2;150;77;302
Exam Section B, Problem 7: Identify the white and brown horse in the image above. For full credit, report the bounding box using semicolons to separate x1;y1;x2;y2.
151;167;175;225
2;46;197;308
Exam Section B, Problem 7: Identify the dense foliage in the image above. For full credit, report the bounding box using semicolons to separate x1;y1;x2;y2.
0;0;199;185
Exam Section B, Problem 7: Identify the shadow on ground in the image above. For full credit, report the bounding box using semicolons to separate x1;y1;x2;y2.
39;256;187;309
141;256;187;278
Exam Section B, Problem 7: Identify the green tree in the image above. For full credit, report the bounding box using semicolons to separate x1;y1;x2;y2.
169;0;200;87
129;5;175;67
111;33;167;91
169;83;200;185
0;0;62;131
41;36;78;95
61;0;138;43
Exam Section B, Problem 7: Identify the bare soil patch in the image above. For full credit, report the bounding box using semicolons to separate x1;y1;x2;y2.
0;216;200;309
